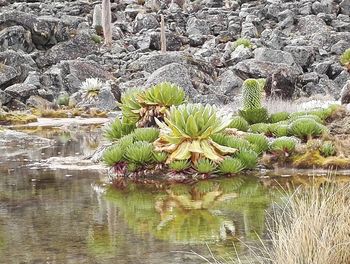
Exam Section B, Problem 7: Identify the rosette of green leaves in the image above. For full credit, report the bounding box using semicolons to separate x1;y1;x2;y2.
218;157;245;174
228;116;249;131
124;141;153;164
245;133;269;155
194;159;217;174
154;104;237;163
269;136;297;155
117;89;142;124
289;117;328;140
319;141;336;157
104;118;136;141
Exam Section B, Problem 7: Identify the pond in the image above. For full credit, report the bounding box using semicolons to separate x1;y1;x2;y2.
0;125;348;264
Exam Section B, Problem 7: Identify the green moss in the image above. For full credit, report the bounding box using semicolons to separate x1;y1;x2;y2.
232;38;253;50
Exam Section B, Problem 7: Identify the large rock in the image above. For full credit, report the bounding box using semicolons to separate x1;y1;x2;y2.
149;31;182;51
0;64;17;89
340;0;350;15
5;83;38;102
254;47;297;67
76;84;116;111
265;68;298;100
0;26;34;52
0;50;36;83
133;13;158;33
340;80;350;105
283;45;316;69
36;32;99;68
186;17;210;36
210;70;243;103
0;11;69;48
145;63;199;99
233;59;302;79
0;90;12;106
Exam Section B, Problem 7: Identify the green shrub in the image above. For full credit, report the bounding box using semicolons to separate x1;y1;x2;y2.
249;123;270;134
118;134;134;150
245;133;269;155
239;108;268;125
169;160;191;172
235;149;259;169
102;144;123;166
340;48;350;68
226;137;251;151
104;118;135;142
232;38;253;50
319;141;336;157
269;112;290;123
127;163;139;172
228;116;249;131
194;159;217;174
57;94;70;106
133;127;159;143
153;151;168;163
124;141;153;164
269;137;297;154
218;157;244;174
289;118;326;140
268;123;289;137
211;133;230;146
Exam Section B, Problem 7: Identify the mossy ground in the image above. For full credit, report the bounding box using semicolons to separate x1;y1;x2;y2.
0;112;38;125
31;107;108;118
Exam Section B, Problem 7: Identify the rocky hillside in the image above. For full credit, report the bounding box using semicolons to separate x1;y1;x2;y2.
0;0;349;111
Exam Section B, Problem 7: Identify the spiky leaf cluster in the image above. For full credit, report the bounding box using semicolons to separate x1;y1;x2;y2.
169;160;191;172
289;118;326;140
228;116;249;131
211;133;230;146
245;134;269;155
104;118;136;142
133;127;160;143
153;151;168;163
232;38;253;50
269;112;290;123
340;48;350;68
288;114;323;124
218;157;244;174
138;82;186;107
118;89;142;124
225;137;251;151
249;123;270;134
235;149;258;169
81;78;103;98
319;141;336;157
268;123;289;137
194;159;217;174
102;144;124;166
154;104;236;162
239;108;268;124
124;141;153;164
269;137;297;154
242;79;264;110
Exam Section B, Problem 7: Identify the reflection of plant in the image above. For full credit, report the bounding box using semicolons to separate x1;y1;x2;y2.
219;157;244;174
154;104;236;163
319;141;336;157
194;159;217;174
228;116;249;131
239;79;268;124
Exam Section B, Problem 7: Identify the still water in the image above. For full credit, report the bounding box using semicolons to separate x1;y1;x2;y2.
0;126;344;264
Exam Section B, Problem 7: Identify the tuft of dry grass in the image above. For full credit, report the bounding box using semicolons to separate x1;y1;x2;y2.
190;182;350;264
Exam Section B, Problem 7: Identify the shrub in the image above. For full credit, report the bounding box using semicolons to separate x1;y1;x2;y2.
239;107;269;125
319;141;336;157
211;133;230;146
249;123;270;134
154;104;236;162
235;149;259;169
57;94;70;106
169;160;191;172
124;141;153;164
228;116;249;131
268;123;289;137
289;118;326;140
194;159;217;174
153;151;168;163
232;38;253;50
132;127;160;143
340;48;350;69
225;136;251;151
269;112;290;123
218;157;244;174
245;133;269;155
104;118;135;142
118;89;142;124
269;137;297;155
102;144;123;166
81;78;103;99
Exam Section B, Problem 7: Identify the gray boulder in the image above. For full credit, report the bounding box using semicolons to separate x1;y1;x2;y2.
36;32;99;68
76;84;116;111
149;31;182;51
5;83;38;102
340;0;350;15
340;80;350;105
265;68;298;100
145;63;199;99
254;47;297;67
133;13;158;33
283;45;316;69
186;17;210;36
0;26;34;53
0;90;12;106
0;64;17;89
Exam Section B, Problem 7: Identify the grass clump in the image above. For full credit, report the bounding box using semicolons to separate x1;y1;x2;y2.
269;112;290;123
169;160;191;172
319;141;336;157
194;159;217;174
228;116;249;131
340;48;350;70
104;118;135;142
249;123;270;134
225;137;251;151
124;141;153;164
153;151;168;163
232;38;253;50
102;144;123;166
218;157;244;174
289;118;326;140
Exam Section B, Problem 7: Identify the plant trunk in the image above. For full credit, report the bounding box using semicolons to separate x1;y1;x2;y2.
102;0;112;46
160;15;166;53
